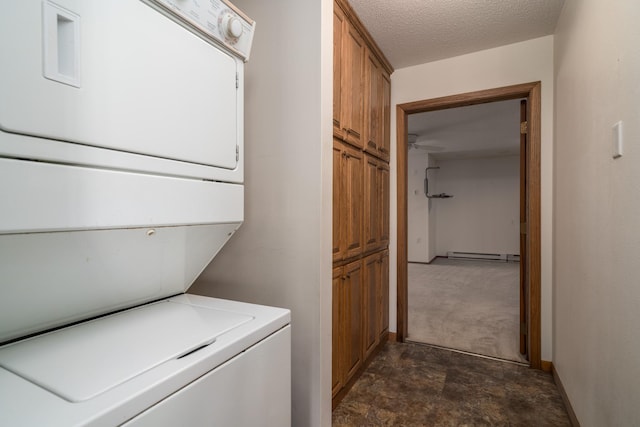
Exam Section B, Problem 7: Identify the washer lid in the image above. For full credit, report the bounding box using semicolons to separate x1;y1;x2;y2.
0;300;252;403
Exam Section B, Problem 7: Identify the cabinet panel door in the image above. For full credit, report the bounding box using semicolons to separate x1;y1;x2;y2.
364;50;381;155
344;144;364;259
344;259;363;381
342;21;364;148
378;162;390;246
379;73;391;162
333;6;345;139
332;266;344;397
378;249;390;339
362;252;379;360
332;139;344;262
364;154;379;252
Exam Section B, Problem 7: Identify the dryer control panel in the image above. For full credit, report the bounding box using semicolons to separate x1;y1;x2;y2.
145;0;255;61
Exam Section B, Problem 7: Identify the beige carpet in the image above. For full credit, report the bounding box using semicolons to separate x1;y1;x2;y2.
407;258;527;363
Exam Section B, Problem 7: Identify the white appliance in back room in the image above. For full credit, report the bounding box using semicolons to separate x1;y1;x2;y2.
0;1;291;426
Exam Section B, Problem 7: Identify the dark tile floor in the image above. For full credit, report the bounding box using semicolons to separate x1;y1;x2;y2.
333;342;571;426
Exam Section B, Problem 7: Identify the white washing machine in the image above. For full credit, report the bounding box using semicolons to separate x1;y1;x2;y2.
0;1;291;425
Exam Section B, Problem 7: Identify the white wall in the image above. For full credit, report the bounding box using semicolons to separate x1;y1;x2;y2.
390;35;555;361
427;155;438;260
553;0;640;425
434;156;520;256
407;150;430;262
189;1;333;426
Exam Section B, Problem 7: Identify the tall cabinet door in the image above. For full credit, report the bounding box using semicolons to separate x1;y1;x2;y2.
364;49;381;155
341;21;365;148
362;252;380;360
378;161;390;246
332;266;344;397
332;0;392;407
332;139;344;262
344;259;363;382
343;143;364;259
364;154;380;252
379;73;391;162
378;249;390;340
333;139;364;261
333;6;345;139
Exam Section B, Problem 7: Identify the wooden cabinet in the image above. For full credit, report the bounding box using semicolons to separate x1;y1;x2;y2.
334;9;365;148
363;250;390;360
364;47;390;162
363;154;380;252
378;249;389;339
332;0;392;407
333;138;364;262
332;142;343;262
380;73;391;162
362;252;379;360
332;260;363;398
344;260;363;381
332;267;343;397
364;154;390;252
333;6;345;138
379;161;390;246
343;21;365;148
364;49;381;156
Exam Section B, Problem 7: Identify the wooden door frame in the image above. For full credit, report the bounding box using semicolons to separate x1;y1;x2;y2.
396;82;542;369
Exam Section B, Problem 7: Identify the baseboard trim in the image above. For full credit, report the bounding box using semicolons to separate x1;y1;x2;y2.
541;360;552;373
388;332;397;342
552;363;581;427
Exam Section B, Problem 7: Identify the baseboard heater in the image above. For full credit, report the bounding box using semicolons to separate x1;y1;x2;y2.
447;252;520;262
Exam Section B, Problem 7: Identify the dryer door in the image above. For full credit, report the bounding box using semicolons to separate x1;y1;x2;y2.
0;0;239;170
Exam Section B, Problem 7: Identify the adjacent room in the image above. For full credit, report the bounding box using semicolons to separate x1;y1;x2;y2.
406;100;527;364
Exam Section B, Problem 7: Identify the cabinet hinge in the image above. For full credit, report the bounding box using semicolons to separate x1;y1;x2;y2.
520;121;528;135
236;73;239;89
236;145;239;162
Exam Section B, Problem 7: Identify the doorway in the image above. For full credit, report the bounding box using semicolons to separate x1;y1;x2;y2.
396;82;542;369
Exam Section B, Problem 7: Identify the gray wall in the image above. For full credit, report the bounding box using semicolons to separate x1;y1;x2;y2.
190;1;333;425
554;0;640;425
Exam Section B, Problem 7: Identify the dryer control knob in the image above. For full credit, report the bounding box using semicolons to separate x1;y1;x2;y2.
222;14;243;39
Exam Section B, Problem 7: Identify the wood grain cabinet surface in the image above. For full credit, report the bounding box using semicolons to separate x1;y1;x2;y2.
362;252;380;360
334;6;365;148
332;0;393;408
363;154;390;253
332;260;363;398
333;138;364;263
364;49;391;162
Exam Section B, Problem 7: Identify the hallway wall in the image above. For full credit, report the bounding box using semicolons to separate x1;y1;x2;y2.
189;1;334;426
553;0;640;425
390;35;554;361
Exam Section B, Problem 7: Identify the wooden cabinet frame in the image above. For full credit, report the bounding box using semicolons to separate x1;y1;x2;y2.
332;0;393;408
332;260;363;398
333;138;364;263
364;154;390;253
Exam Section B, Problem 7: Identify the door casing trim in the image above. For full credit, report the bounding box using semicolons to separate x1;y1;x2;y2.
395;82;542;369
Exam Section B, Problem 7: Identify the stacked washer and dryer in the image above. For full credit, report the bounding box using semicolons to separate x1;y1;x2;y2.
0;1;291;425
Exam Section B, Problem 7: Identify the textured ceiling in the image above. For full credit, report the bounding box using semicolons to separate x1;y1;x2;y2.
348;0;565;69
408;99;523;160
